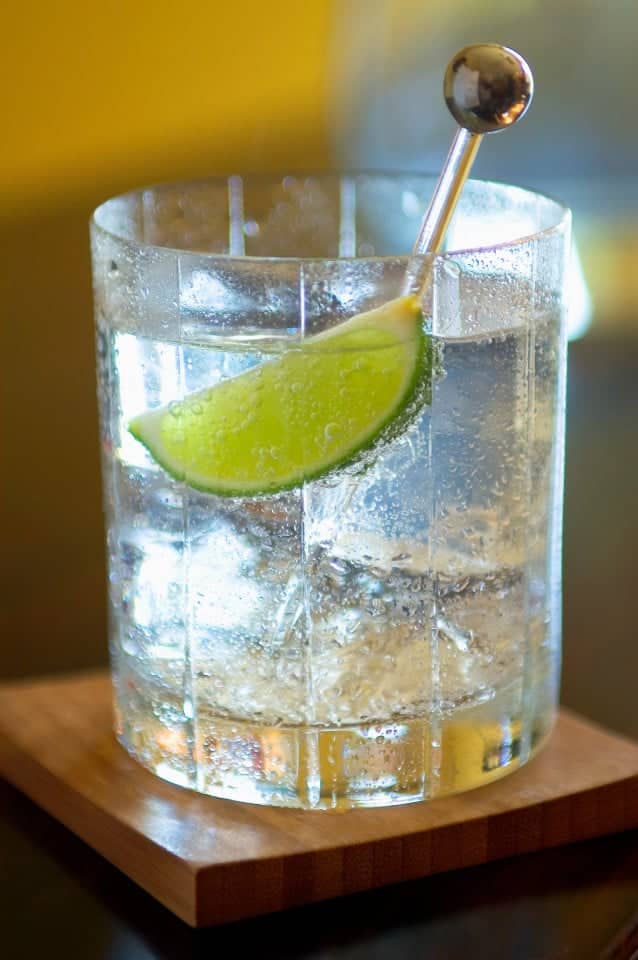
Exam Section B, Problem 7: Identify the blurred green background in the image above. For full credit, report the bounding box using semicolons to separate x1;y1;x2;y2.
3;1;637;737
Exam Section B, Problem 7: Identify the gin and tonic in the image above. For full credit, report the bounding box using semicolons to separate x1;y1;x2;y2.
92;174;570;808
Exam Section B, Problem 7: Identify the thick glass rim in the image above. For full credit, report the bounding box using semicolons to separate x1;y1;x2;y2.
91;171;571;263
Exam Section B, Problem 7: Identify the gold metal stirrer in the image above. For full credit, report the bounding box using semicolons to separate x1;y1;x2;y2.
405;43;534;293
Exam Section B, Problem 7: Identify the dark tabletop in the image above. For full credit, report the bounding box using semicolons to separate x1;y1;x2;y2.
2;332;638;959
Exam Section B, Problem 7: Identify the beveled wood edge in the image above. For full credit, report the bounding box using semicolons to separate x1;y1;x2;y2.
0;732;198;925
192;774;638;926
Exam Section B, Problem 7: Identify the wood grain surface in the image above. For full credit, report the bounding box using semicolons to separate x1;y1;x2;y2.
1;671;638;928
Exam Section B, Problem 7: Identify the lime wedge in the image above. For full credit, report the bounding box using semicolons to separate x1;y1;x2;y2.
129;295;429;496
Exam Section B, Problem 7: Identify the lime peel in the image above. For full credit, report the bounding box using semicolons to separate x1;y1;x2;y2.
129;295;430;497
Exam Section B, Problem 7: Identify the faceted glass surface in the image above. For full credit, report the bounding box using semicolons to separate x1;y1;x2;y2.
92;174;570;808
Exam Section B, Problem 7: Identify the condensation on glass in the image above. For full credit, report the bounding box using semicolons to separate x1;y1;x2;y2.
91;174;570;809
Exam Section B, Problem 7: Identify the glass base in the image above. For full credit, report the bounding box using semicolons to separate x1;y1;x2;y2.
115;680;555;809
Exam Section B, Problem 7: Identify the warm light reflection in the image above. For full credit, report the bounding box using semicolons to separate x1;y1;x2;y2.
155;727;187;757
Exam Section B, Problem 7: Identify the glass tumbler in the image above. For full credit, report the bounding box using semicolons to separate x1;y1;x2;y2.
91;174;570;809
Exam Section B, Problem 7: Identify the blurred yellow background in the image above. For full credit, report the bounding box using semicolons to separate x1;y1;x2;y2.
3;2;334;215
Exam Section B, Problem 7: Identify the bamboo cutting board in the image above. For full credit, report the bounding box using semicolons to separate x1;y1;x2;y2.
1;671;637;928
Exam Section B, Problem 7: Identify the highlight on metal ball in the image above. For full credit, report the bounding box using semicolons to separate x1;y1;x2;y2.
444;43;534;135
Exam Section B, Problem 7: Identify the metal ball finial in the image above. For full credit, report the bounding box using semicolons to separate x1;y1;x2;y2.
404;43;534;293
444;43;534;134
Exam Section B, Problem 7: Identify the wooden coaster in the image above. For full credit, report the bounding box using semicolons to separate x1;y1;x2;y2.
1;671;638;928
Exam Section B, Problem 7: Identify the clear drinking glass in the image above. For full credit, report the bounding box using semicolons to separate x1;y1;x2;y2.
91;174;570;809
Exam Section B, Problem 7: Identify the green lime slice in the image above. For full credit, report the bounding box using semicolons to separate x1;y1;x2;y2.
129;294;429;496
